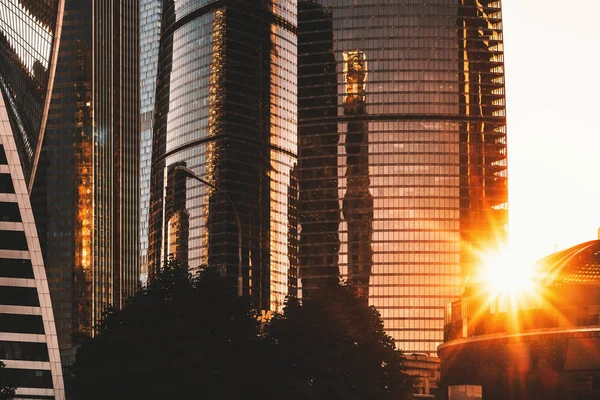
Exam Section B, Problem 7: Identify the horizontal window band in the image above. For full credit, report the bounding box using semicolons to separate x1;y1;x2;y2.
0;340;49;361
0;230;28;251
300;114;506;124
163;0;295;40
0;173;15;194
0;286;40;307
0;202;22;222
0;313;44;334
152;133;295;167
0;258;34;279
2;368;53;389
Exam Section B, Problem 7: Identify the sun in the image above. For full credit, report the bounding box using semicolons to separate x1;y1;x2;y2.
478;248;536;299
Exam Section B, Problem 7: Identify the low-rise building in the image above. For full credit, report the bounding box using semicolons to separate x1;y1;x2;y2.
439;240;600;400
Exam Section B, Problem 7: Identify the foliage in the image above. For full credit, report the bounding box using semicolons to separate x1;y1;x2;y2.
263;286;414;400
72;260;414;400
0;361;16;400
72;259;262;399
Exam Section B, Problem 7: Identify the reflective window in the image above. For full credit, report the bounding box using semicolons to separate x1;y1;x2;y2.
0;0;61;184
0;230;28;250
0;257;34;278
0;173;15;193
0;201;22;222
0;313;45;334
297;0;507;354
0;286;40;307
1;368;53;389
0;341;50;361
148;0;297;311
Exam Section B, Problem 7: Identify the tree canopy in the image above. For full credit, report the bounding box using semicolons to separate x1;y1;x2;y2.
72;260;262;399
72;260;414;400
264;286;414;400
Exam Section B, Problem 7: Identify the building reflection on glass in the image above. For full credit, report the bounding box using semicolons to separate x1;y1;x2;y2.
297;1;340;295
165;163;189;264
297;0;508;354
139;0;163;282
148;0;298;311
342;50;373;300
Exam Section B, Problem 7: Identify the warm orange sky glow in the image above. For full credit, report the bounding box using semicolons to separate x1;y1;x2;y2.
503;0;600;261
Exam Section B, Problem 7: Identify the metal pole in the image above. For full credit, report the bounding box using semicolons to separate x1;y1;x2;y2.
174;165;243;296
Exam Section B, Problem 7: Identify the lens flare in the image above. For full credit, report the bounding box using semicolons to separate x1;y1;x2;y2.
477;248;540;303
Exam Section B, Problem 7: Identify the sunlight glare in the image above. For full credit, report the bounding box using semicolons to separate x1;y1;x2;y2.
479;249;535;298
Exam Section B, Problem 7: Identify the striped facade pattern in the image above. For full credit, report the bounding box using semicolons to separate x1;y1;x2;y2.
1;95;64;400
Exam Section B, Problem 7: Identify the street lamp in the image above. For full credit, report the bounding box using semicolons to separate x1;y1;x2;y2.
174;165;243;297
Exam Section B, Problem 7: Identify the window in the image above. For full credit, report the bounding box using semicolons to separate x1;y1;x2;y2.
1;368;53;389
0;341;49;361
0;202;22;222
0;231;28;250
0;286;40;307
0;174;15;193
0;258;34;278
0;313;44;334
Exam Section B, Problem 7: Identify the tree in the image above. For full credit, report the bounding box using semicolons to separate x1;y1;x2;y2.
71;259;264;400
0;361;16;400
263;285;415;400
72;260;414;400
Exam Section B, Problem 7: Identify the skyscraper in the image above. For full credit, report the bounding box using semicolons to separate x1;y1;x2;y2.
139;0;162;282
31;0;139;364
297;0;507;354
148;0;297;311
0;0;65;397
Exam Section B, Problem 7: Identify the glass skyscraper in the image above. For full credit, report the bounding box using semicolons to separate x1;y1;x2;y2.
297;0;507;354
31;0;140;365
0;0;65;397
139;0;162;282
148;0;297;311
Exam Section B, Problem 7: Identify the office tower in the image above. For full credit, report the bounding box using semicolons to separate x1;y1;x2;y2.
0;0;65;397
139;0;162;282
297;0;508;354
32;0;139;364
148;0;297;311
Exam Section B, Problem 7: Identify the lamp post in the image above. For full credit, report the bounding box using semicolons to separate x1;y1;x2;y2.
174;165;243;297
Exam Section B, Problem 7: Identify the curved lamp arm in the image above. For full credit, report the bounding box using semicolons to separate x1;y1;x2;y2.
173;165;243;297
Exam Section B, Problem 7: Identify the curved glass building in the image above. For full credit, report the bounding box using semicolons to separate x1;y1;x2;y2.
140;0;163;282
148;0;297;310
0;0;65;397
297;0;507;354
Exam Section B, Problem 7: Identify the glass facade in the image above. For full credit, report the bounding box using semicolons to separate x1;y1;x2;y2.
0;0;63;187
139;0;162;282
297;0;507;354
0;0;65;397
148;0;297;311
31;0;139;365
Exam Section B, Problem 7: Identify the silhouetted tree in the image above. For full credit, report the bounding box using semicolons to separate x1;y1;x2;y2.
72;259;263;400
72;260;414;400
0;361;16;400
263;286;415;400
